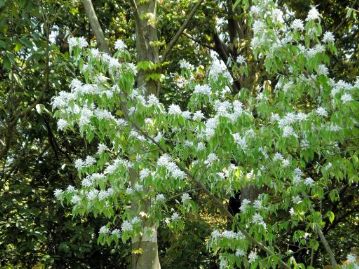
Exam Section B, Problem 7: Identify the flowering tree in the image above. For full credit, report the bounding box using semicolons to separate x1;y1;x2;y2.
53;0;358;268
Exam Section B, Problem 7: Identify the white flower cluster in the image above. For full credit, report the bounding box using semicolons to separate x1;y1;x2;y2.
104;158;132;175
181;193;191;203
236;55;246;65
306;6;320;21
157;154;186;179
211;229;244;240
232;133;248;150
193;84;211;96
209;54;233;82
179;59;194;70
121;217;140;232
291;19;304;31
68;37;88;49
252;213;267;229
114;40;127;51
74;156;96;170
204;153;218;166
273;152;290;167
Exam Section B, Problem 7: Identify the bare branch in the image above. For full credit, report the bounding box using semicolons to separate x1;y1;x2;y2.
161;0;205;61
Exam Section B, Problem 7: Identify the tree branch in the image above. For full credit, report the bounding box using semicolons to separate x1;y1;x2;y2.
303;193;338;267
81;0;109;53
119;103;290;269
161;0;205;61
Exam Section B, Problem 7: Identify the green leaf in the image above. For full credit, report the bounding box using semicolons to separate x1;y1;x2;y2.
326;211;335;223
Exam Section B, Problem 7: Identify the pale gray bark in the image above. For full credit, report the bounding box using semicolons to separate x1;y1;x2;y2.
81;0;109;53
129;1;161;269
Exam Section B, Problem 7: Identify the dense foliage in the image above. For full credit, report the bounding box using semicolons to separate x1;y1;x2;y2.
0;0;358;268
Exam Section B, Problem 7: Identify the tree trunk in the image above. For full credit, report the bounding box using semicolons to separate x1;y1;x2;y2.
130;1;161;269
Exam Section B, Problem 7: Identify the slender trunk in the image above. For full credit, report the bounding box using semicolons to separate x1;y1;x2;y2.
130;1;161;268
81;0;109;53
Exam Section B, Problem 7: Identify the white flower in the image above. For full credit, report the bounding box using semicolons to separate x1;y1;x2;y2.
204;118;218;138
157;154;171;167
168;104;182;115
114;40;127;51
109;58;120;69
236;55;246;65
182;110;191;119
140;168;151;180
304;177;314;186
68;37;88;49
66;185;75;192
74;159;84;170
219;257;227;269
306;6;320;21
99;226;109;234
179;59;194;70
121;220;133;231
253;199;262;209
272;8;284;23
232;133;247;150
81;177;92;187
273;152;284;161
57;119;68;131
291;19;304;31
155;194;165;202
131;217;140;224
282;126;296;138
197;142;205;151
134;183;143;192
204;153;218;166
79;107;93;127
317;64;329;76
347;253;357;264
71;195;81;204
181;193;191;203
90;48;100;58
292;195;302;204
92;174;104;185
54;189;63;199
250;5;260;15
126;188;133;195
111;229;121;236
98;190;109;200
97;143;108;154
322;31;335;43
211;230;221;239
87;189;99;200
169;165;186;180
171;212;180;221
235;248;246;257
289;208;295;216
248;250;258;263
240;199;251;212
147;94;160;106
193;110;204;121
282;159;290;167
222;230;237;239
253;213;267;229
341;93;353;103
316;107;328;117
193;84;211;96
85;156;96;166
324;162;332;171
154;132;163;142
